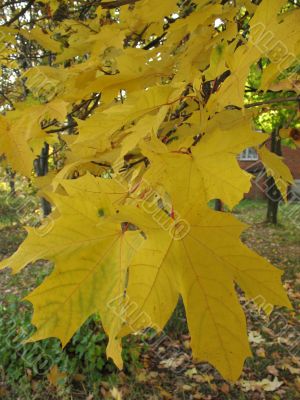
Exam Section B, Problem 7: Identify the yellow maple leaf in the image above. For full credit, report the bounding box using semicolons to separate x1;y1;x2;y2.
115;204;290;381
0;188;142;368
142;110;268;210
258;146;294;200
21;27;61;53
0;114;34;177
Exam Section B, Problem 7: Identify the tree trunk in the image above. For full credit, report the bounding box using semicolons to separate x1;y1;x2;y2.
215;199;223;211
266;128;282;224
34;143;52;217
6;167;16;197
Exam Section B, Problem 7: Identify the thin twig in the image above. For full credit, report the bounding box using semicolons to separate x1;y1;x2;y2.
120;157;148;171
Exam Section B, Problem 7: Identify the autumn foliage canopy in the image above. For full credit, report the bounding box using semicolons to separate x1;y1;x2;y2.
0;0;299;381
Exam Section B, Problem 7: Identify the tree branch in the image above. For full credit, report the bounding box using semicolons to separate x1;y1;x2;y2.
5;0;35;26
120;157;148;171
0;91;14;109
100;0;140;9
245;96;300;109
0;1;25;10
46;123;77;134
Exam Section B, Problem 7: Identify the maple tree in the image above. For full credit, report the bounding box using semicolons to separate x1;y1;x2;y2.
0;0;299;381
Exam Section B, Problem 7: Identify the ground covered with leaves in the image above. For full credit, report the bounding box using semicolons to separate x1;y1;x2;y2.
0;200;299;400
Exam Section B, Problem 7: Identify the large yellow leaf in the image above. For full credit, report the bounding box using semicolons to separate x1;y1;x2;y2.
0;189;142;367
0;114;34;177
114;204;290;381
21;27;61;53
192;111;268;208
0;99;69;176
142;111;268;209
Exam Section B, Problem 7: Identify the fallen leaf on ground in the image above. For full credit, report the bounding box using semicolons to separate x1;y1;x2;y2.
267;365;279;376
248;331;265;344
47;365;67;387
